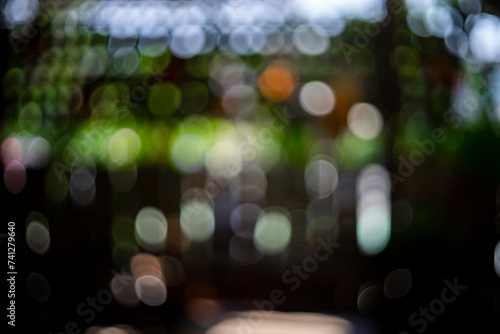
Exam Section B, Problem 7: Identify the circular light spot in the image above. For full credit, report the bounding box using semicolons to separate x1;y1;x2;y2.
407;9;431;37
209;53;245;86
255;138;283;172
148;81;181;117
138;35;169;57
130;253;163;280
261;31;285;55
356;164;391;197
112;47;139;76
180;200;215;242
200;26;218;55
171;134;207;174
424;6;453;38
495;240;500;277
108;129;141;166
140;50;171;74
254;208;292;255
179;81;209;115
1;137;23;167
230;203;262;237
444;27;469;57
69;168;96;207
222;84;258;117
258;61;297;102
299;81;335;116
170;24;205;59
458;0;481;15
26;221;50;255
357;285;384;314
293;25;329;55
92;326;131;334
229;164;267;202
108;36;137;56
80;45;109;80
305;158;339;199
19;102;42;132
89;83;120;116
228;26;266;55
135;206;168;252
135;275;167;306
187;298;224;327
384;269;412;299
357;204;391;256
205;140;242;178
51;10;78;38
3;0;38;28
4;160;26;194
347;103;384;140
469;14;500;64
206;311;353;334
27;272;50;302
26;137;51;169
180;187;213;207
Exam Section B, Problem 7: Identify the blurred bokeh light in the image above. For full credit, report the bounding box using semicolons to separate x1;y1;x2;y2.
2;0;500;333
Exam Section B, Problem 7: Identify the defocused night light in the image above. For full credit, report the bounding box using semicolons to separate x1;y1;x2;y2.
254;208;292;255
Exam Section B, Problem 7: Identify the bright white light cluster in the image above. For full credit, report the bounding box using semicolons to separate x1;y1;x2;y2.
406;0;500;64
63;0;386;57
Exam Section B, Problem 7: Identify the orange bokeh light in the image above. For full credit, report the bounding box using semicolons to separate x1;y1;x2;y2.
258;61;297;102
